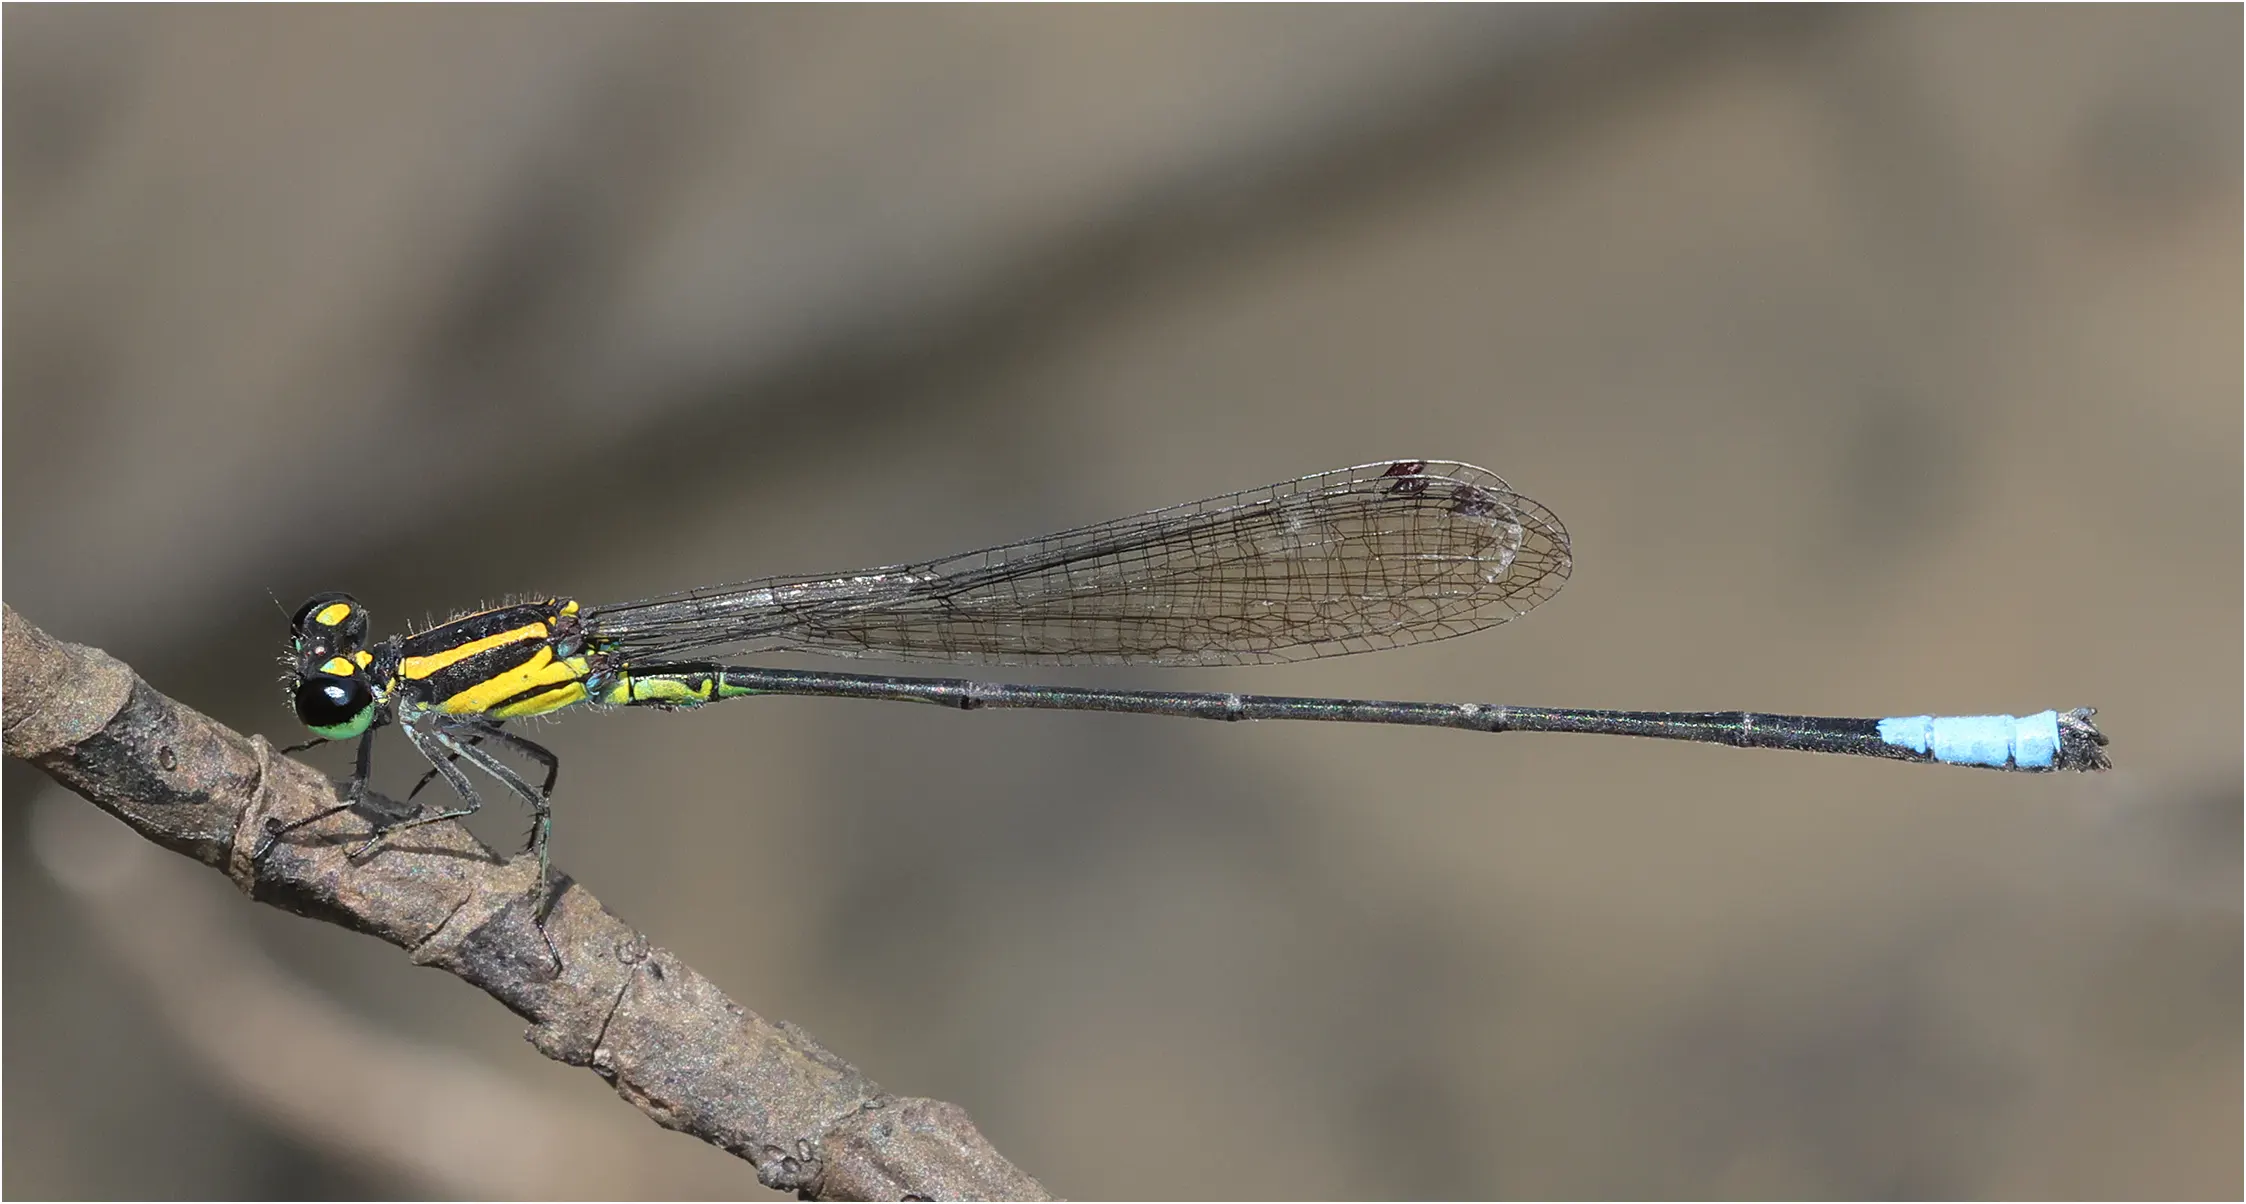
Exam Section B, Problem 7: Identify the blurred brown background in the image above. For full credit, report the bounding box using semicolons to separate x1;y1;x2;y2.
5;6;2238;1199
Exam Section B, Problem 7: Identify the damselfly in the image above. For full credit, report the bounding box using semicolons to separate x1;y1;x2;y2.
257;459;2108;912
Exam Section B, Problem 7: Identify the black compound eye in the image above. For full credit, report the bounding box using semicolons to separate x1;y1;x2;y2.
292;592;368;654
293;672;375;738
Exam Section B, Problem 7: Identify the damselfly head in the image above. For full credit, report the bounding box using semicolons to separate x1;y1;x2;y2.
291;592;368;659
287;593;378;739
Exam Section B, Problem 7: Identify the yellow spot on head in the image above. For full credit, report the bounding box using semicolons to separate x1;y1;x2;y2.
320;656;357;677
315;601;355;628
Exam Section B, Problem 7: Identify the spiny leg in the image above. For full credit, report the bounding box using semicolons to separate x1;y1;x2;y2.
410;719;565;968
412;720;561;888
401;727;560;866
455;723;560;863
296;717;562;972
404;745;463;804
368;718;554;864
266;717;568;874
358;719;493;857
255;728;376;859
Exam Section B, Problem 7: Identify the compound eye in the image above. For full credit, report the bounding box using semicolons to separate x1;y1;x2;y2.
293;670;376;740
291;592;368;655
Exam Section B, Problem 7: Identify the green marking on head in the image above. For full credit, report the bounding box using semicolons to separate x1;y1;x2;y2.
294;672;376;740
308;707;377;741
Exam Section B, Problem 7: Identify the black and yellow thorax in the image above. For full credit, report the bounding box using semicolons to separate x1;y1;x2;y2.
291;596;600;739
289;592;759;744
384;599;604;721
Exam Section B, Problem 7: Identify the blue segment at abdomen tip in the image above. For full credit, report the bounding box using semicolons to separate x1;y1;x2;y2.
1877;711;2061;769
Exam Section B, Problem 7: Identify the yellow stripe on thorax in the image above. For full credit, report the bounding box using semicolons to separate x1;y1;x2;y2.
437;646;596;718
486;678;592;719
401;621;553;681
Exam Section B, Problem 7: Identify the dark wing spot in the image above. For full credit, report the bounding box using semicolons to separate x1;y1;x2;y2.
1449;484;1501;518
1382;460;1431;496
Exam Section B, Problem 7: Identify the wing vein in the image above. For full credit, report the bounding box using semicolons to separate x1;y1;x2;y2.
582;460;1572;668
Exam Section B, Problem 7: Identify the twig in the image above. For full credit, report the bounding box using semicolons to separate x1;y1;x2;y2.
2;605;1051;1202
29;791;675;1196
